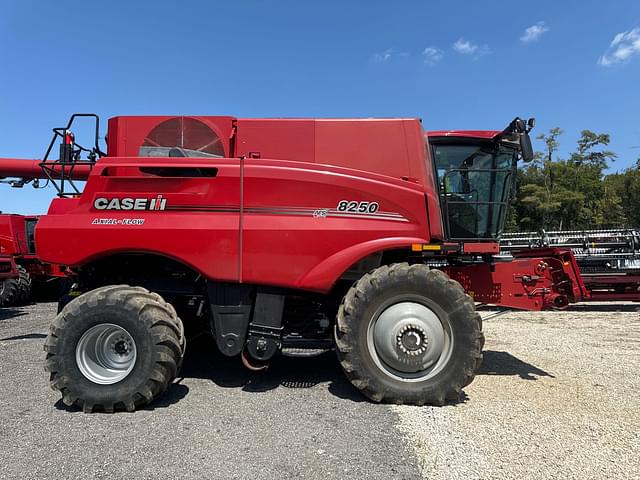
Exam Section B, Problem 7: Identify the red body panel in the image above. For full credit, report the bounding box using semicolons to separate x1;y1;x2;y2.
36;156;431;292
0;214;67;279
0;256;17;280
38;157;242;282
240;158;429;289
34;117;444;293
0;214;29;256
237;119;423;179
581;274;640;302
444;248;589;310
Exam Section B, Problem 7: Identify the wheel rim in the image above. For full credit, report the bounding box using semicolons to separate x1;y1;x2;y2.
367;298;453;382
76;323;137;385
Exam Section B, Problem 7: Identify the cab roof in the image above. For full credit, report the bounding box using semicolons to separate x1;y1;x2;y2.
426;130;501;140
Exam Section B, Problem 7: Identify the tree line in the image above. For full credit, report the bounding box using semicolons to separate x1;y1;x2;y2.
506;128;640;232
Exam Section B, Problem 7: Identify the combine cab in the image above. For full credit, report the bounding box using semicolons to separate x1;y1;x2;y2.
0;114;595;412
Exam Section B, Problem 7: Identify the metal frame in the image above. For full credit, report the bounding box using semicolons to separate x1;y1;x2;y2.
40;114;106;197
440;166;514;241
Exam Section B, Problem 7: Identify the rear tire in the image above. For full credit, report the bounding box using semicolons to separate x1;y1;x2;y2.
16;266;31;304
0;277;19;307
44;285;185;412
335;263;484;405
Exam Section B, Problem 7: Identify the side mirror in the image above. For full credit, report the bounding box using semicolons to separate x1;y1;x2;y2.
502;116;536;161
520;133;534;162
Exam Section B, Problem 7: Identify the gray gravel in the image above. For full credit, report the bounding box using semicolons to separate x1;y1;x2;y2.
394;303;640;480
1;302;638;479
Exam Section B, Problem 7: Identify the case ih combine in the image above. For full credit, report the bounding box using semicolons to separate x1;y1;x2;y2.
0;113;603;413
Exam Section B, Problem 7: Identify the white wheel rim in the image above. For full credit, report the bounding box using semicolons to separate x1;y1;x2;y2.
367;297;453;382
76;323;137;385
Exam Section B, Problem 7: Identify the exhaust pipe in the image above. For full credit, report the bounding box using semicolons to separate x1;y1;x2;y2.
241;349;269;372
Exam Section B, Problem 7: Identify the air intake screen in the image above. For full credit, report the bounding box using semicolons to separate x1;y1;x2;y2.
140;117;224;158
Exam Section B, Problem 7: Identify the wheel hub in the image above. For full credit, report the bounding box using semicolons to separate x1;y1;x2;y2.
112;337;132;356
397;325;428;356
369;300;450;380
76;323;137;385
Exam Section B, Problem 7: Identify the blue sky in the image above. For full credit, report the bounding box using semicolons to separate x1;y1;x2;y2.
1;0;639;214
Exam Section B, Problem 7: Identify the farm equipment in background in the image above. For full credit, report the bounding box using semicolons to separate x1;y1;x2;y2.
0;255;19;306
500;229;640;302
0;113;600;412
0;213;69;306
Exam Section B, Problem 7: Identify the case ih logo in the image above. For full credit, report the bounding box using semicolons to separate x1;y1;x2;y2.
94;195;167;211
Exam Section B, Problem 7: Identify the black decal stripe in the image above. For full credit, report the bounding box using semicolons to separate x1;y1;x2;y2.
164;204;407;221
326;213;408;222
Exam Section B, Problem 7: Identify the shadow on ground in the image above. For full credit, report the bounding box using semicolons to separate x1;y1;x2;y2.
479;350;554;380
53;381;191;413
51;338;554;412
0;332;47;341
53;336;364;413
565;303;640;313
478;303;639;314
178;336;364;402
0;307;29;322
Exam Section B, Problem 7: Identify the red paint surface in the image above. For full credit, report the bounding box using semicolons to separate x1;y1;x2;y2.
0;214;29;256
0;256;17;279
445;248;589;310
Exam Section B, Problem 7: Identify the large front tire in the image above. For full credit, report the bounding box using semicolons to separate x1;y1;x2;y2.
44;285;185;412
335;263;483;405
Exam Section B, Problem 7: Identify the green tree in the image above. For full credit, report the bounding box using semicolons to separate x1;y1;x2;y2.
604;159;640;227
514;127;565;230
510;128;626;231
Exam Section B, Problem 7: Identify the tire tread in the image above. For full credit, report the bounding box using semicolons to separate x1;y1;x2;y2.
44;285;185;413
335;263;484;405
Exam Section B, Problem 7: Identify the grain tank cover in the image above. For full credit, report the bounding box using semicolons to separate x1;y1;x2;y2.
234;118;428;181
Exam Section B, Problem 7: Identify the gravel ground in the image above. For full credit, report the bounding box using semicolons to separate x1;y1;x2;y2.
395;303;640;480
0;302;638;479
0;303;419;480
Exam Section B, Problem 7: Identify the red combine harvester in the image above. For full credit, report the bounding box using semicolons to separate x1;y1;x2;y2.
0;213;69;306
0;114;594;412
